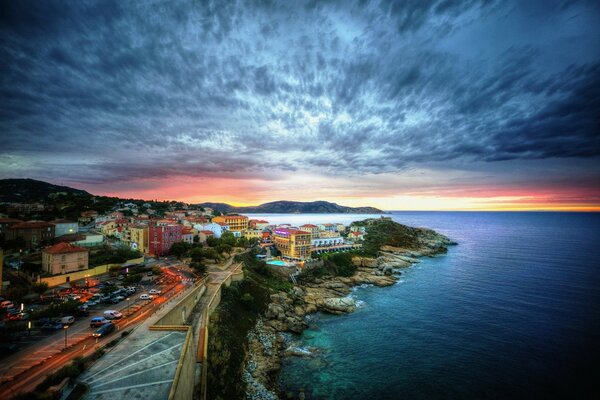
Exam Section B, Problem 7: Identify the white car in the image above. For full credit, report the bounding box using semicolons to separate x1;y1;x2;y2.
139;294;154;300
149;289;162;295
103;310;123;320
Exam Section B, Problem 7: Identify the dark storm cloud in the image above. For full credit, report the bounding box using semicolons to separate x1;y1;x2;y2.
0;0;599;184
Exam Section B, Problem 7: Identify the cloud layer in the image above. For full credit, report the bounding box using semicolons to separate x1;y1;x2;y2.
0;0;599;207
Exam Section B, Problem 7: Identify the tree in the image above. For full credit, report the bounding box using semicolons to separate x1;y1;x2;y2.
152;266;163;276
31;282;49;297
170;242;191;259
236;236;248;248
203;248;220;262
220;231;237;247
217;243;232;257
5;285;28;302
190;247;205;263
190;261;207;275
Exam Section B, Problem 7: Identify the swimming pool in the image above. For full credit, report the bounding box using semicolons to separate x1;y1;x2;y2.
267;260;291;267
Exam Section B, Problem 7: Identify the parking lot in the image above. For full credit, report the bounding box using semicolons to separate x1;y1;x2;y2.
0;268;186;383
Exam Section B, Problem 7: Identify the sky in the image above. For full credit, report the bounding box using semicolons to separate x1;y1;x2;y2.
1;0;599;211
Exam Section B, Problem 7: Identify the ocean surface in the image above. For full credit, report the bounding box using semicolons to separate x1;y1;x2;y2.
246;212;600;399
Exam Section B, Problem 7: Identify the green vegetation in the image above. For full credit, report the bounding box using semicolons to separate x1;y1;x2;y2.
206;275;272;400
300;252;357;282
89;246;141;267
353;218;419;256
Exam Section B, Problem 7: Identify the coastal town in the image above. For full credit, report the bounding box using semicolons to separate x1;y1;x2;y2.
0;190;388;399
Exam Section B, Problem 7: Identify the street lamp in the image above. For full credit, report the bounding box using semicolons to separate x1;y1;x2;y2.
28;320;31;336
64;325;69;349
126;297;130;316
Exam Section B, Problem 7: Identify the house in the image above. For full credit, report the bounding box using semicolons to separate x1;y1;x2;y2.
243;229;264;240
317;223;336;232
193;222;225;238
181;227;195;244
335;223;345;233
198;230;214;244
50;219;79;237
5;220;55;248
99;221;116;236
249;219;269;230
72;234;104;248
42;242;89;275
299;224;319;237
348;231;365;241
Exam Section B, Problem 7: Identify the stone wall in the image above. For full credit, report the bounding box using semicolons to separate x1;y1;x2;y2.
169;327;196;400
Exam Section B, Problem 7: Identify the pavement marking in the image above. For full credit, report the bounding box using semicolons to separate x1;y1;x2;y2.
85;332;177;381
92;360;179;388
90;379;174;395
91;342;183;384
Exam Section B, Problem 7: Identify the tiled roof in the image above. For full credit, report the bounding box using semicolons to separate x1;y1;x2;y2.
200;230;214;234
0;218;23;224
43;242;88;254
300;224;317;227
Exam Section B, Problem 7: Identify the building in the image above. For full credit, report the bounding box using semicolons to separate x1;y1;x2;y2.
50;219;79;237
198;230;214;244
42;242;89;275
212;214;249;232
5;220;55;248
317;223;336;232
7;203;45;214
249;219;269;230
181;227;195;244
348;231;365;241
312;236;344;247
335;223;346;233
299;224;319;237
78;210;98;225
273;228;312;260
0;218;23;234
99;221;116;236
148;224;182;257
129;225;149;253
193;222;225;238
243;229;264;241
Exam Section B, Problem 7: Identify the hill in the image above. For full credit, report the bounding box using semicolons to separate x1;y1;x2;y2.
0;179;91;203
198;200;384;214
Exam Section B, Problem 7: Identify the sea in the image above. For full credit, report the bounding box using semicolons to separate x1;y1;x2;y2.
246;212;600;399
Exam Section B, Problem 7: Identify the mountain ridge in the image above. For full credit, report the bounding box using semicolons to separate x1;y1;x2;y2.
198;200;384;214
0;179;384;214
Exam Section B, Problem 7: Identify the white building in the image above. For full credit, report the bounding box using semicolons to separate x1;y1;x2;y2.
311;236;344;247
50;219;79;237
193;222;225;238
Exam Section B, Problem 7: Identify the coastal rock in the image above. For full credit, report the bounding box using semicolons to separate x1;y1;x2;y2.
319;297;356;314
266;303;286;321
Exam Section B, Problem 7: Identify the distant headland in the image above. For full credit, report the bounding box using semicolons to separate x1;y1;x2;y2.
198;201;384;214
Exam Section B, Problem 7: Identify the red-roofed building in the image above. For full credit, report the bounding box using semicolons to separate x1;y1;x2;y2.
249;219;269;230
181;227;195;244
349;231;365;241
42;242;89;275
299;224;319;237
198;230;214;244
5;220;55;248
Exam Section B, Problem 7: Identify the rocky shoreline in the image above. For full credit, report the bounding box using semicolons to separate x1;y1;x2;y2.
244;229;456;400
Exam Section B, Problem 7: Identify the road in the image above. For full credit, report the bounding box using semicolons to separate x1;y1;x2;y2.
0;266;194;399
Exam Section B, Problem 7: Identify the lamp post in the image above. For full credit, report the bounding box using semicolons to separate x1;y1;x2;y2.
64;325;69;349
126;297;130;317
28;320;31;336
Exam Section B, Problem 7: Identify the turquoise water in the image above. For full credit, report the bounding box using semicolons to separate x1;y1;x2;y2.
268;260;290;267
248;212;600;399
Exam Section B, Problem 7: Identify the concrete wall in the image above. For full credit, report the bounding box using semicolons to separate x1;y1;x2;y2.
154;283;206;326
40;256;145;287
168;327;196;400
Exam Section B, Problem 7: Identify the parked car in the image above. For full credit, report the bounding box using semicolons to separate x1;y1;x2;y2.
126;287;136;294
1;301;15;309
149;289;161;295
92;322;115;338
90;317;110;328
103;310;123;320
52;316;75;325
84;300;98;307
41;322;63;331
68;294;81;301
9;312;29;321
139;294;153;300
